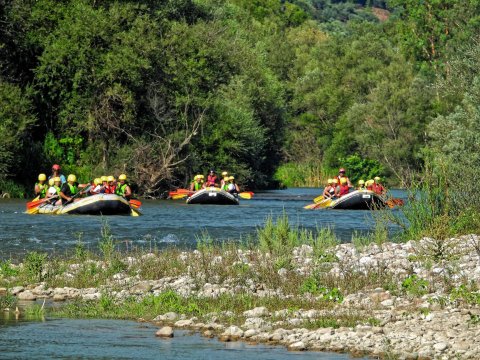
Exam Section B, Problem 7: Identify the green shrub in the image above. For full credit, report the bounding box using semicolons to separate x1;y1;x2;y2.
401;275;429;296
24;251;48;282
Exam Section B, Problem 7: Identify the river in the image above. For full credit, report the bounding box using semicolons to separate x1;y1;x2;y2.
0;188;406;258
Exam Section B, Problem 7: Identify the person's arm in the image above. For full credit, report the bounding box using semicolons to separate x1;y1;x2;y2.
189;182;194;191
124;185;132;198
235;184;240;192
34;184;41;195
59;188;71;202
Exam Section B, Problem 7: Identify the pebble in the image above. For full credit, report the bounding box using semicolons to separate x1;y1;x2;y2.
155;326;174;338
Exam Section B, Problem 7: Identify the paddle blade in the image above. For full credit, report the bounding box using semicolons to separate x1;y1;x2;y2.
306;198;332;209
238;192;253;199
129;199;142;208
26;206;40;214
314;194;326;204
304;203;319;209
171;193;188;200
131;208;141;216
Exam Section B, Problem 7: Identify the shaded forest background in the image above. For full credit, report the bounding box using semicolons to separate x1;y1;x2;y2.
1;0;480;197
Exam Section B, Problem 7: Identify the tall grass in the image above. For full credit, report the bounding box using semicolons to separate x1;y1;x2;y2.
274;162;329;188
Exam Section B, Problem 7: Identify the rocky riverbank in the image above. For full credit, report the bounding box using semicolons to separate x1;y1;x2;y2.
2;235;480;359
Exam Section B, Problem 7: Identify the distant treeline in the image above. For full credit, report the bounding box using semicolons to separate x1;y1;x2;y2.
1;0;480;196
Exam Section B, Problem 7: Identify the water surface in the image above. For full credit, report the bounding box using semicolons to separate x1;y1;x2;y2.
0;188;406;258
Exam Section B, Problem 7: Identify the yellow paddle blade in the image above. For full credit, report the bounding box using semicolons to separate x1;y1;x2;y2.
26;207;40;214
305;198;332;210
131;208;141;216
172;193;188;200
304;203;318;209
238;192;252;199
314;194;326;204
33;195;40;201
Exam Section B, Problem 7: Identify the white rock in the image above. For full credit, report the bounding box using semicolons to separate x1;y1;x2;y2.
222;325;244;338
155;326;174;338
433;342;448;352
288;341;306;351
381;299;394;307
244;329;257;338
174;319;193;327
17;290;36;301
243;307;269;317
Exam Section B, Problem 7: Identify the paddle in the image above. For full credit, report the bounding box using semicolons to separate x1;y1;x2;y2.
27;196;57;209
129;199;142;208
61;185;92;207
304;198;333;210
168;188;192;197
238;192;254;199
131;207;141;216
172;193;189;200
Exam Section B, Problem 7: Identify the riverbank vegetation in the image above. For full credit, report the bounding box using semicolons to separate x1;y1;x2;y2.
1;1;480;195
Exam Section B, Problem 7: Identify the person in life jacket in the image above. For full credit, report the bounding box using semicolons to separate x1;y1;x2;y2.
335;168;352;188
189;175;204;192
365;179;374;191
322;179;336;199
372;176;386;195
219;171;228;189
106;176;116;194
226;176;240;194
90;178;102;195
46;177;62;205
357;179;366;190
99;176;108;193
49;164;66;184
206;169;218;187
336;177;350;197
59;174;81;205
35;174;48;198
115;174;132;199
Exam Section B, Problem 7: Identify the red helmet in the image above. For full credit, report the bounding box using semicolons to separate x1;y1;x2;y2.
339;168;346;173
52;164;61;170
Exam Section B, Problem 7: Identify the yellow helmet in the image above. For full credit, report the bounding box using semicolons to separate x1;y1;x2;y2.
332;178;338;184
119;174;127;181
48;178;55;186
224;177;229;181
54;177;61;183
194;174;201;180
107;175;115;182
199;175;204;179
94;178;102;185
366;180;374;186
67;174;76;183
101;176;107;182
229;176;234;181
327;178;333;184
340;177;347;184
221;171;228;176
374;176;381;181
38;173;47;181
358;180;365;185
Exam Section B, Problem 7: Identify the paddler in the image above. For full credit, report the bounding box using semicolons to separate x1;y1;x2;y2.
59;174;81;204
35;174;48;198
115;174;132;199
335;168;352;188
90;178;103;195
357;179;366;190
372;176;386;195
219;171;228;189
322;179;336;199
49;164;66;184
189;175;203;192
336;177;350;197
206;169;218;187
226;176;240;194
365;179;374;191
106;176;116;194
46;177;62;205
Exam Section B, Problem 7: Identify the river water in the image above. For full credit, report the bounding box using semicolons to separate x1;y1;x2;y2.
0;316;360;359
0;188;406;258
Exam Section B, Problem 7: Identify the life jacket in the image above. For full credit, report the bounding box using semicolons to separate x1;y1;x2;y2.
223;183;229;191
193;182;202;191
115;183;128;196
372;183;385;195
206;175;217;186
36;182;48;198
54;185;61;194
339;184;350;196
68;183;77;195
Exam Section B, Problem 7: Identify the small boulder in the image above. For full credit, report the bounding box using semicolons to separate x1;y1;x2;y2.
174;319;193;327
155;326;174;338
288;341;306;351
243;307;269;318
433;342;448;352
17;290;36;301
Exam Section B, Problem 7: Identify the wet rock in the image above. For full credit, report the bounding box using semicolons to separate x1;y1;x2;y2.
202;330;214;338
53;294;66;301
155;326;173;338
17;290;36;301
154;312;178;322
288;341;306;351
220;325;244;341
244;329;257;338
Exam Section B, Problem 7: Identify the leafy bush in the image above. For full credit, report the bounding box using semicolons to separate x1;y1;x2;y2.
401;275;429;296
24;251;48;282
339;154;384;184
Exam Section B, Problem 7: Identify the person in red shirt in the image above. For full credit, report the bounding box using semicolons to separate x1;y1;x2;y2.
334;168;352;188
372;176;386;195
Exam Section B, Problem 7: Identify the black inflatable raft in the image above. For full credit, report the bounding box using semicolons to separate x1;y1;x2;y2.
186;187;239;205
328;190;386;210
36;194;132;215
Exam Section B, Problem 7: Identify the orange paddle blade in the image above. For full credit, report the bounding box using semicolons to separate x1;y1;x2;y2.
238;192;253;199
129;199;142;208
172;193;188;200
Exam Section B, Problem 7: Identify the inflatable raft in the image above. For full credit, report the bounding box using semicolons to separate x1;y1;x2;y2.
186;187;239;205
34;194;133;215
328;190;386;210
